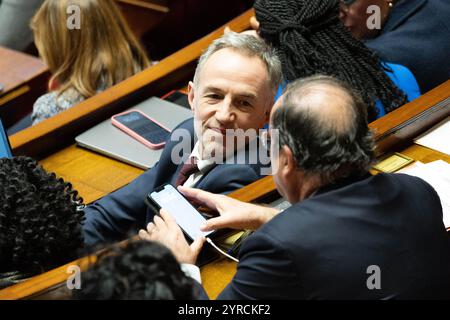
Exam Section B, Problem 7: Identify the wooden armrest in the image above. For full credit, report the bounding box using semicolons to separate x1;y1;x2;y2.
370;80;450;155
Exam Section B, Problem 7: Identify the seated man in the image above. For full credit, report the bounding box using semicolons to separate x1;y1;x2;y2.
142;75;450;299
83;32;282;246
0;157;85;289
74;240;203;300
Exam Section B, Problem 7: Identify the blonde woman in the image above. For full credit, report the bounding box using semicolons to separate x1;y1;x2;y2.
31;0;151;125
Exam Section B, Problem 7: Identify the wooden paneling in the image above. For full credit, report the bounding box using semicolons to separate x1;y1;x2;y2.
0;47;49;127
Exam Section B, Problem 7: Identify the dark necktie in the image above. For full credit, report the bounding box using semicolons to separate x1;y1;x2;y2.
175;156;199;187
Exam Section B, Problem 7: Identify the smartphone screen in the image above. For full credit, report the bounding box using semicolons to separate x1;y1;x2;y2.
149;184;214;240
113;111;170;146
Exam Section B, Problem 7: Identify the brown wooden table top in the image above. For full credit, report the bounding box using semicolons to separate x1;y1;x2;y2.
0;46;48;97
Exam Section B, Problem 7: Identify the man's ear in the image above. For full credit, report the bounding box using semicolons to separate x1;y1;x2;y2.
280;145;296;178
188;81;196;112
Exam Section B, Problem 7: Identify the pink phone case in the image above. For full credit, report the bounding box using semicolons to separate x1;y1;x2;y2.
111;110;171;150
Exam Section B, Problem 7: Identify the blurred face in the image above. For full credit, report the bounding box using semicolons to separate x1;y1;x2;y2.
188;48;273;160
339;0;392;39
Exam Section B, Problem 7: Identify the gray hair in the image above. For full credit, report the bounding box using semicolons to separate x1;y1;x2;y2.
272;75;375;182
193;32;282;95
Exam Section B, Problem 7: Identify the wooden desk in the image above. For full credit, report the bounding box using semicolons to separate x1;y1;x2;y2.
0;47;49;128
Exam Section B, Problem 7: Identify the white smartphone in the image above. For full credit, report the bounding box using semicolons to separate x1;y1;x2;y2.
147;184;215;240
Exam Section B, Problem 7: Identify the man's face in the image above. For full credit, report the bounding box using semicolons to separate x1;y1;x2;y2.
188;48;273;160
339;0;391;40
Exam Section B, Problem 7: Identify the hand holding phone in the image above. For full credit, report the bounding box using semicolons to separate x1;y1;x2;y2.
147;184;215;241
111;110;171;149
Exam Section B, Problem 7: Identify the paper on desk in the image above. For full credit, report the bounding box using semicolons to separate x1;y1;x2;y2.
414;117;450;156
399;160;450;229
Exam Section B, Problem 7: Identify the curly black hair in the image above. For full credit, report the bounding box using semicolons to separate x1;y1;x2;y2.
74;240;197;300
254;0;408;121
0;157;85;276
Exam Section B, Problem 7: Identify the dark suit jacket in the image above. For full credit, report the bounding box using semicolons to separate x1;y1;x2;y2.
83;118;267;246
365;0;450;93
218;173;450;299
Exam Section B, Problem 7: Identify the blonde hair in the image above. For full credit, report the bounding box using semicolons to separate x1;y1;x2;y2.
31;0;151;98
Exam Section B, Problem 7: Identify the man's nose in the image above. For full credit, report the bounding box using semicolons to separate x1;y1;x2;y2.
215;99;235;124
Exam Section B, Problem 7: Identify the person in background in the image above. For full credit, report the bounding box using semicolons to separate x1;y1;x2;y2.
82;32;281;247
0;0;44;51
30;0;151;125
252;0;420;121
74;240;203;300
0;157;85;289
339;0;450;93
141;75;450;299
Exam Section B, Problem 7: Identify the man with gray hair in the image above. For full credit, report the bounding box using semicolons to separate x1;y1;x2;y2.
144;75;450;299
83;32;282;247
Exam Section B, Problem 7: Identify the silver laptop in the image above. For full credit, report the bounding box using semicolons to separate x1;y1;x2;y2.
76;97;193;169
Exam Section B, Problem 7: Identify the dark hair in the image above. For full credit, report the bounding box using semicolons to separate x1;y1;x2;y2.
0;157;85;278
74;241;197;300
272;75;375;182
254;0;407;121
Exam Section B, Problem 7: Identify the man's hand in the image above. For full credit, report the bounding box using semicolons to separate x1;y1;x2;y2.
178;186;280;232
138;209;205;265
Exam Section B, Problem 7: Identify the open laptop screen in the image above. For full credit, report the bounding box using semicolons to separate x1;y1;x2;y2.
0;118;12;159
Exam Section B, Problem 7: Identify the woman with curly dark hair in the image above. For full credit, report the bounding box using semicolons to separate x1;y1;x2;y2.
0;156;85;288
253;0;421;121
74;241;201;300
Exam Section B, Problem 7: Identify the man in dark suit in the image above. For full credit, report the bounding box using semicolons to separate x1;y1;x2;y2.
340;0;450;93
83;32;282;247
142;75;450;299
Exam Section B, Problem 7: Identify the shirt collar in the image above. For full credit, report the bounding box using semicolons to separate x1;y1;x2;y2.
190;142;216;173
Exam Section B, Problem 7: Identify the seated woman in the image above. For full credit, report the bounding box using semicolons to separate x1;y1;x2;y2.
30;0;151;125
0;157;85;289
253;0;420;121
339;0;450;93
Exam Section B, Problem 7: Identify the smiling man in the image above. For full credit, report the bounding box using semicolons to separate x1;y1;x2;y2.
190;44;275;161
82;32;282;247
142;75;450;299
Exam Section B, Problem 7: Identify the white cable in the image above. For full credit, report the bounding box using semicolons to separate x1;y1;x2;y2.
206;237;239;263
